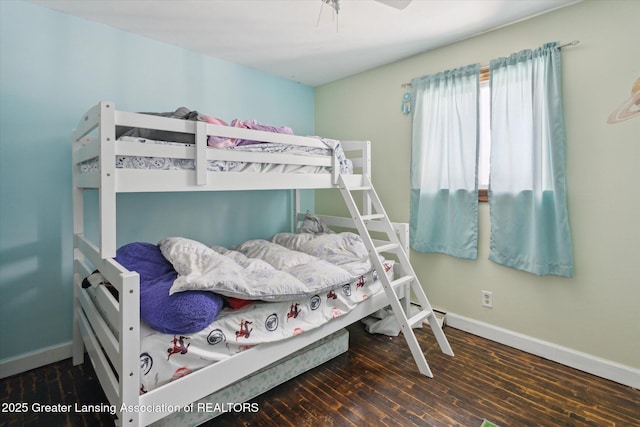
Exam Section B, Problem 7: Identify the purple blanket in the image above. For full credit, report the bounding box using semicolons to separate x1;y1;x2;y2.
115;242;223;334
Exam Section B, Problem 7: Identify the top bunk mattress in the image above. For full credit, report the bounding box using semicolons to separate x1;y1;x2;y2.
74;104;357;178
79;135;353;175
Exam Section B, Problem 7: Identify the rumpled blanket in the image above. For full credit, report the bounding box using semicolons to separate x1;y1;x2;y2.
159;236;373;302
116;107;296;148
116;107;204;144
205;116;294;148
316;137;352;175
271;231;373;277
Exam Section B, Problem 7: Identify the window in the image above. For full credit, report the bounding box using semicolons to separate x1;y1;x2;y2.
410;43;573;275
478;72;491;202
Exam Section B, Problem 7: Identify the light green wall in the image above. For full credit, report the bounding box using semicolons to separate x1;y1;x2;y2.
0;1;314;362
315;0;639;368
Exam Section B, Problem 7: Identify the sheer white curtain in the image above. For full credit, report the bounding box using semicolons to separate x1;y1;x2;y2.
489;42;574;277
410;64;480;259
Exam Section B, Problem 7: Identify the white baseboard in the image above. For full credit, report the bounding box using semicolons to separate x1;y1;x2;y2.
445;313;640;390
0;342;72;379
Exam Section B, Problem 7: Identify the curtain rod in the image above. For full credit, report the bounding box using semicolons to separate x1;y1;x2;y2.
401;40;580;88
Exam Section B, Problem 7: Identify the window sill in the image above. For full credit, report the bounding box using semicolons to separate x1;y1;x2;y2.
479;189;489;203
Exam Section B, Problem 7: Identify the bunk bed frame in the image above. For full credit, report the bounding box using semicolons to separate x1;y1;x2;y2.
72;101;453;426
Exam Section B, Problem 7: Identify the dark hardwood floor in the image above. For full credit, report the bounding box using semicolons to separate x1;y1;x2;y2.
2;323;638;426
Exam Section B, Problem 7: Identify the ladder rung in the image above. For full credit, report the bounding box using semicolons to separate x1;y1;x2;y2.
391;275;414;288
407;310;432;328
347;186;372;191
375;243;400;253
361;213;384;221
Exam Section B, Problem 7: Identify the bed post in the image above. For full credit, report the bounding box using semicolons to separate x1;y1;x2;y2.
293;189;301;231
119;270;142;427
99;102;117;259
195;120;208;186
71;129;85;366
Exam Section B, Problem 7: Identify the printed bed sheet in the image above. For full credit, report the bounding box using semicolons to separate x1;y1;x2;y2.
79;136;353;175
90;230;393;393
140;261;392;393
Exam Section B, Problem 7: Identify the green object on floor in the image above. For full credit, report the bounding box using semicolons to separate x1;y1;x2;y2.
481;420;499;427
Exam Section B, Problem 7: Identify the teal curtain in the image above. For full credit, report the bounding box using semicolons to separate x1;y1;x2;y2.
410;64;480;259
489;42;574;277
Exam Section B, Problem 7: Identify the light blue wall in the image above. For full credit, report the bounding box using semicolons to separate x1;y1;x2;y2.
0;1;314;361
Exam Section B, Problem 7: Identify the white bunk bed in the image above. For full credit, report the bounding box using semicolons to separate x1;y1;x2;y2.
72;101;453;426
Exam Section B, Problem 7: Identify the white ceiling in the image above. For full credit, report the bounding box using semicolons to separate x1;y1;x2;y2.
29;0;580;87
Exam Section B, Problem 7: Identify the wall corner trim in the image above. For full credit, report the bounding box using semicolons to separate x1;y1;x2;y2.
445;313;640;390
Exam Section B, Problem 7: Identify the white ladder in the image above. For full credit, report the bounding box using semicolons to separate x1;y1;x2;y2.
338;175;454;377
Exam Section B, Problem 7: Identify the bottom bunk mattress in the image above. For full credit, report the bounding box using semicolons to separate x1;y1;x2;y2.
83;230;393;393
138;264;390;393
150;328;349;426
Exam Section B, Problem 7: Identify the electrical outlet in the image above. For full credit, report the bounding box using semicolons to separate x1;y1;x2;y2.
482;290;493;308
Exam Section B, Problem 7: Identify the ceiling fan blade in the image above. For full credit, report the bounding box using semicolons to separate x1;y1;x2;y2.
374;0;412;10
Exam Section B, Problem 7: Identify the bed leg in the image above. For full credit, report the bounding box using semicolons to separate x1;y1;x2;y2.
72;310;85;365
